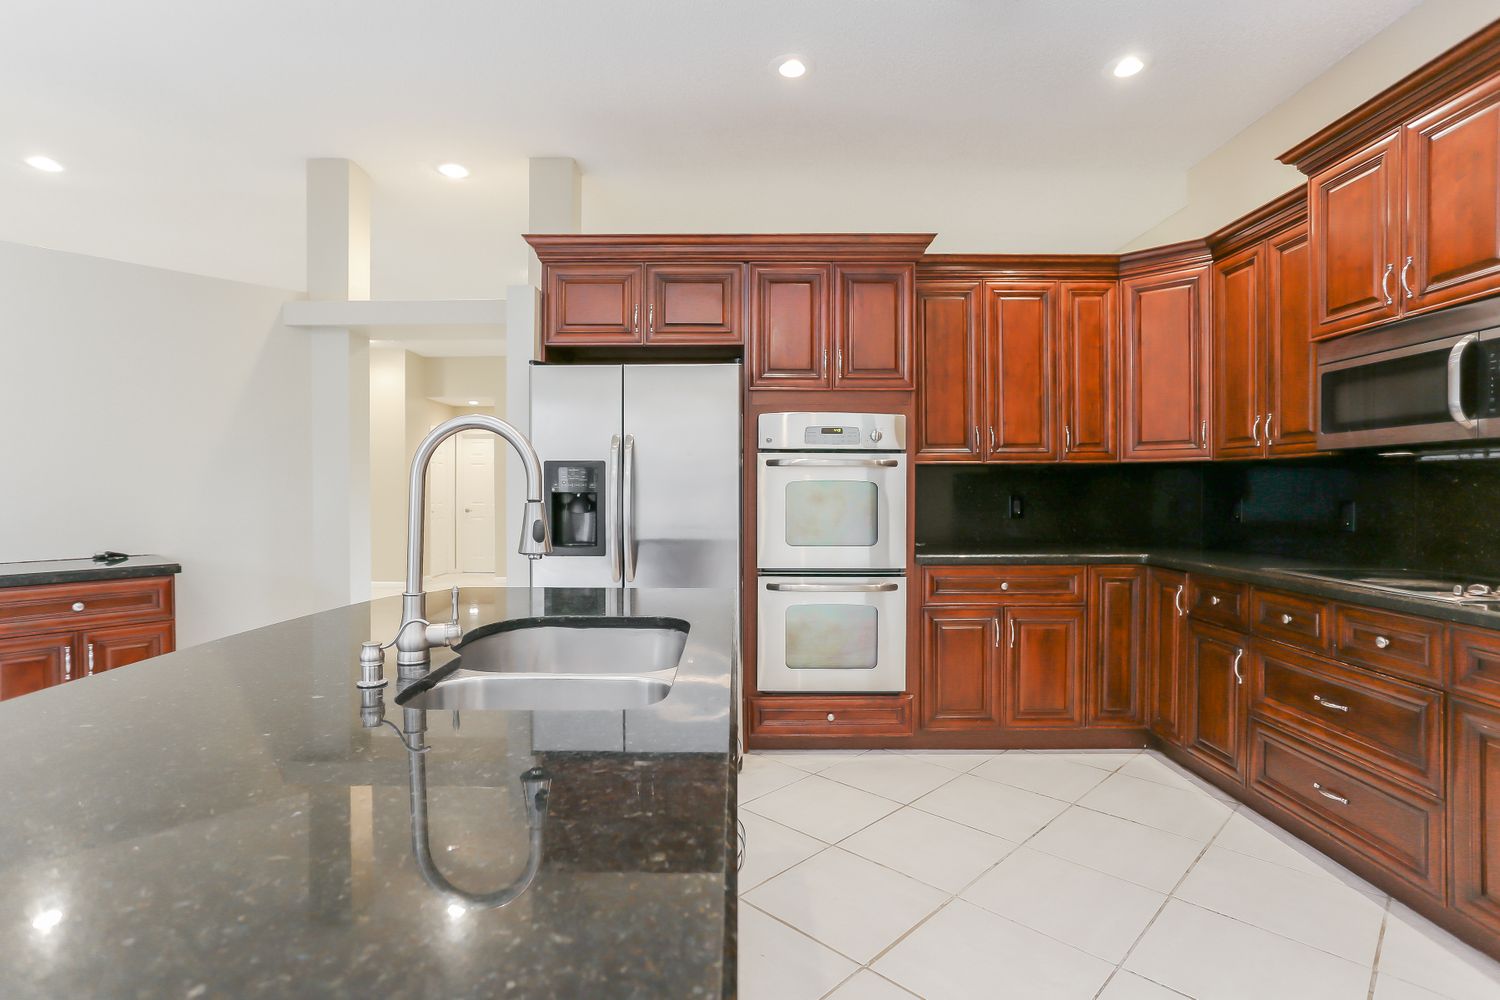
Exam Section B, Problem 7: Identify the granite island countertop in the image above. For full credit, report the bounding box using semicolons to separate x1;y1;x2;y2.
0;586;738;999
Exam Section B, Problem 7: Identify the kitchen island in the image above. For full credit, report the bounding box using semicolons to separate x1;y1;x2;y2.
0;586;738;999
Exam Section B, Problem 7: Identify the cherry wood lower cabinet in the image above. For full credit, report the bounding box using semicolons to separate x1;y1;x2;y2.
0;632;72;700
921;607;1001;731
1089;566;1145;726
1183;620;1251;784
81;621;174;674
750;695;914;740
1004;606;1085;728
1451;697;1500;938
1147;569;1188;742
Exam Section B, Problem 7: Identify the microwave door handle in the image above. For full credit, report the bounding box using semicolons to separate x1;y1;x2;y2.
1449;333;1480;430
763;458;901;468
765;582;900;593
607;434;622;582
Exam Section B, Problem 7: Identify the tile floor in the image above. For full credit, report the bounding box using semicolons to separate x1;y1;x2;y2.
736;748;1500;1000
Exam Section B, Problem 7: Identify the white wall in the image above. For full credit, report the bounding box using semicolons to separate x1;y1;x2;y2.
0;240;341;647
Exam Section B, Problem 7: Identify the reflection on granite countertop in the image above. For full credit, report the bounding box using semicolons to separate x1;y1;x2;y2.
0;554;181;587
0;586;738;999
915;543;1500;629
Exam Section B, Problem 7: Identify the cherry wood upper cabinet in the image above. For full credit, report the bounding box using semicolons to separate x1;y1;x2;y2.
1212;245;1266;459
920;606;1002;731
915;280;983;461
1089;566;1144;727
644;264;743;345
1265;222;1319;456
1309;131;1404;338
835;265;914;389
1002;606;1085;728
984;281;1057;460
0;632;71;700
545;264;644;345
1058;281;1117;461
1404;75;1500;315
749;264;830;389
1120;262;1212;461
1148;568;1189;743
1185;619;1249;784
1451;697;1500;941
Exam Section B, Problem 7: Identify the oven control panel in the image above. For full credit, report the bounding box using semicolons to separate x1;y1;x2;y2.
758;411;906;451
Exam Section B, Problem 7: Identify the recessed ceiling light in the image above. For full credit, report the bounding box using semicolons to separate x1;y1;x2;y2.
1112;54;1146;78
436;162;470;180
467;400;480;406
776;56;808;79
25;155;64;173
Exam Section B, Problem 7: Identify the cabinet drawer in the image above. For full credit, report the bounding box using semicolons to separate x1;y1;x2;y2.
1249;721;1444;896
1188;577;1248;628
0;577;173;637
1250;589;1331;652
752;695;913;737
1452;627;1500;708
1333;605;1444;684
922;565;1085;605
1252;643;1444;795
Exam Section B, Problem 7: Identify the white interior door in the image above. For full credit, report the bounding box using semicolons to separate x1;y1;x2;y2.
426;435;457;578
457;431;496;573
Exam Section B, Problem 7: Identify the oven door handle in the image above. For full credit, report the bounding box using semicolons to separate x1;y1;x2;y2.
1448;333;1480;430
763;458;901;468
765;582;900;593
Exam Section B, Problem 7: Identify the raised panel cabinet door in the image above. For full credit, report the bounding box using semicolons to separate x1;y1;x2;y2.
79;621;173;675
1266;222;1319;456
1212;244;1266;458
0;632;72;700
1309;131;1403;338
1451;698;1500;939
1147;569;1188;743
835;264;914;389
1002;606;1084;728
545;264;643;344
984;281;1057;460
1058;281;1118;461
644;264;743;344
1185;620;1249;784
1404;75;1500;315
920;607;1002;731
915;281;983;461
749;264;830;389
1121;265;1212;460
1089;566;1145;726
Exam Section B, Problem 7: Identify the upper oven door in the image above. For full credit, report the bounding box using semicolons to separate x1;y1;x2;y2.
757;453;907;571
1317;330;1485;450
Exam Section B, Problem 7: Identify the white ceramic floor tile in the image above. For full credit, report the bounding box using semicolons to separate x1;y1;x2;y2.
1023;749;1143;771
885;749;1008;772
1125;899;1372;1000
1077;772;1234;841
743;773;900;843
738;754;807;804
1211;808;1386;898
1371;975;1462;1000
910;772;1069;842
738;810;826;893
756;750;869;773
840;805;1018;893
823;969;922;1000
971;752;1113;802
819;753;961;804
1174;845;1386;966
1378;901;1500;1000
1027;806;1206;893
874;899;1115;1000
962;846;1165;963
743;848;948;964
1119;752;1239;802
738;902;858;1000
1097;971;1195;999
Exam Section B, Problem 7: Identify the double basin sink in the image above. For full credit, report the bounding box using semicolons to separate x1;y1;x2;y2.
395;616;689;713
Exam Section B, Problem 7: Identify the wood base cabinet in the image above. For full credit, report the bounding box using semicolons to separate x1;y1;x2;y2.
0;633;72;700
1184;620;1250;784
1089;566;1144;726
1004;606;1085;728
921;607;1001;731
1147;569;1188;742
1451;698;1500;938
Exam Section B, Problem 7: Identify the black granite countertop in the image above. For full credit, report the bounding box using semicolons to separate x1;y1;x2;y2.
0;586;738;999
0;554;181;587
915;542;1500;629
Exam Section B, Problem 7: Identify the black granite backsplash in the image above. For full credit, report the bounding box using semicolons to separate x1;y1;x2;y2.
915;456;1500;577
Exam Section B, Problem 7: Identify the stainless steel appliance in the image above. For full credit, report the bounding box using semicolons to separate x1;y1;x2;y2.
756;412;908;694
529;364;741;592
1316;304;1500;451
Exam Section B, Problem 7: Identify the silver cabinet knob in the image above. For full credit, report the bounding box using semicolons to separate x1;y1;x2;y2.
826;713;835;722
1000;582;1009;591
1281;614;1293;625
71;601;85;612
1375;636;1391;649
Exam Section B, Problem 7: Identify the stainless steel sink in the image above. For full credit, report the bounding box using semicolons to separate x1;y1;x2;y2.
395;616;688;712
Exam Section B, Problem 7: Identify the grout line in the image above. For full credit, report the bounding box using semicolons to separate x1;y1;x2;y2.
1367;897;1391;1000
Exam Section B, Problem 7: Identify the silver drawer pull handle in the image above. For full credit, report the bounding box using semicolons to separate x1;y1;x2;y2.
767;582;899;593
826;713;835;722
1280;613;1294;625
1312;782;1349;806
1313;694;1350;713
1374;636;1391;649
71;601;85;612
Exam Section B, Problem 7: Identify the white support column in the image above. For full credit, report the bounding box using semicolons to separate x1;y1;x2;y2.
526;157;582;285
307;159;372;301
504;286;541;587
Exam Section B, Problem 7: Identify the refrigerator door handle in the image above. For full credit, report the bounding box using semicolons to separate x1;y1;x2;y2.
607;434;622;582
623;434;638;583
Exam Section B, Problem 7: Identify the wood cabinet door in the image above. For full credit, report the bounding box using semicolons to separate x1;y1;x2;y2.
1309;131;1403;338
0;632;72;700
1121;265;1211;460
545;264;642;345
1089;566;1145;726
1404;75;1500;315
1002;606;1084;728
920;606;1001;732
1185;621;1249;783
834;265;914;390
749;265;830;389
1265;222;1319;456
644;264;743;344
915;280;983;461
1058;281;1117;462
1212;244;1266;458
983;281;1057;460
80;621;173;675
1451;698;1500;939
1147;569;1188;743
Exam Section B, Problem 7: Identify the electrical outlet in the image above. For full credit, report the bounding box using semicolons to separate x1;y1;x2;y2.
1339;500;1357;532
1232;498;1244;523
1009;494;1024;519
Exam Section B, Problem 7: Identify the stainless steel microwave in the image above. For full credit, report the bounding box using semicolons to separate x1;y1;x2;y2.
1316;310;1500;451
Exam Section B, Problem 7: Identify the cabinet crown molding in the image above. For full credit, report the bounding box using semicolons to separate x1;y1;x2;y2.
917;254;1120;280
1205;188;1308;259
1118;239;1213;278
524;233;936;263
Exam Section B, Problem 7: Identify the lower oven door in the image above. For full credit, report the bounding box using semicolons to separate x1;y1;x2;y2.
757;576;907;693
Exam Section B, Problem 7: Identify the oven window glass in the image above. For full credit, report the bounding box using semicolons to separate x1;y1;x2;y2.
784;481;879;546
785;604;878;670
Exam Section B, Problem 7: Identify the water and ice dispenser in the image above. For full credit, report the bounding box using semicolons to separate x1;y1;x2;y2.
543;461;603;554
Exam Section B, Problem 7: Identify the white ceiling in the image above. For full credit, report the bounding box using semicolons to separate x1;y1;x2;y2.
2;0;1420;294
